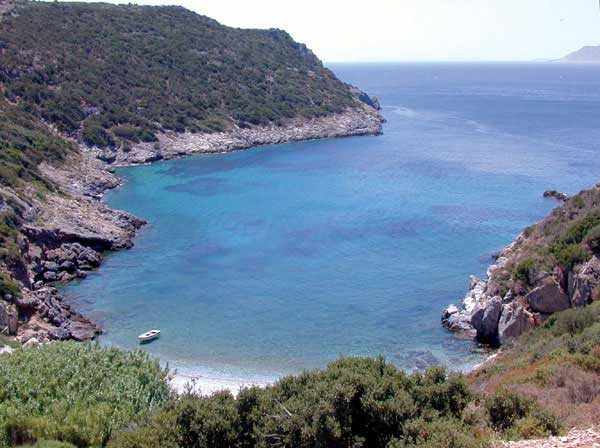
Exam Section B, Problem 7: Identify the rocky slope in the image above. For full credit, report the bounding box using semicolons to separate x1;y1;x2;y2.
443;184;600;346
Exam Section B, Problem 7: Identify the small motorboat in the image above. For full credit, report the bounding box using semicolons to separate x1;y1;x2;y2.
138;329;160;343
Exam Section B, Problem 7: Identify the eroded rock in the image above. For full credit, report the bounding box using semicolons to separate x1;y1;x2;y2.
526;279;571;313
498;301;535;344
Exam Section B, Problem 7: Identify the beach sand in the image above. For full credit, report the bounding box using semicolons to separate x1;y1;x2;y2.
170;372;273;396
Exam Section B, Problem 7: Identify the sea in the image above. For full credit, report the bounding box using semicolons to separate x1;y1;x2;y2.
63;62;600;392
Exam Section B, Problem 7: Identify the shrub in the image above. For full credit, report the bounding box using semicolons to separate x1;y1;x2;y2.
0;272;20;298
24;441;77;448
112;126;140;143
0;342;171;447
485;389;532;431
82;123;115;148
513;258;536;285
584;224;600;253
138;128;158;142
110;359;481;448
512;409;561;440
549;306;599;336
551;243;590;271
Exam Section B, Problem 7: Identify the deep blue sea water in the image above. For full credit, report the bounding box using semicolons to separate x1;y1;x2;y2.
64;63;600;385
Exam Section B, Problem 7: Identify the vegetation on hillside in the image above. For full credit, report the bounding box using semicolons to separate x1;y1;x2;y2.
0;344;565;448
0;98;79;278
471;301;600;429
0;1;366;149
491;186;600;295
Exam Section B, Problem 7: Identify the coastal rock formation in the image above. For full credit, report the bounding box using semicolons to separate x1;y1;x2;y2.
443;184;600;346
497;301;535;345
88;107;384;167
543;190;569;202
526;279;570;314
15;287;101;342
568;255;600;307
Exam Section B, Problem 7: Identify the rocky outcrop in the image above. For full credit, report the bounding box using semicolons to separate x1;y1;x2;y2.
443;185;600;347
543;190;569;202
89;107;384;166
0;301;18;335
526;279;571;314
568;255;600;307
471;296;502;344
497;301;535;345
15;287;101;342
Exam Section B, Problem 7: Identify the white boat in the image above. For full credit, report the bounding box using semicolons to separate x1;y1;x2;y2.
138;329;160;342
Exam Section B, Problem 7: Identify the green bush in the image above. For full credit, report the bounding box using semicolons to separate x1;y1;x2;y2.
0;342;170;447
111;126;140;143
485;389;532;431
513;258;536;285
584;224;600;253
551;243;590;271
82;123;115;148
110;358;482;448
0;272;20;298
22;441;77;448
511;409;561;440
548;305;599;336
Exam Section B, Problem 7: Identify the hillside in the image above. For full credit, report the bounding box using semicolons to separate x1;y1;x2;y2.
0;0;382;343
0;1;377;146
560;45;600;63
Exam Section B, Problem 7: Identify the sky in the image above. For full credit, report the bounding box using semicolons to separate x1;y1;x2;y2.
67;0;600;62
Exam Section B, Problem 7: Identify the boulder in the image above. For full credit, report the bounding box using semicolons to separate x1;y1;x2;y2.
60;250;78;263
526;279;570;313
42;271;58;282
59;260;76;273
69;321;98;341
23;337;40;348
568;256;600;307
42;261;59;272
78;248;102;268
543;190;569;202
471;296;502;344
498;301;535;344
441;305;476;337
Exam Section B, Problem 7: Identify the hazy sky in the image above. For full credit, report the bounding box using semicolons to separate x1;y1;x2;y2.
70;0;600;62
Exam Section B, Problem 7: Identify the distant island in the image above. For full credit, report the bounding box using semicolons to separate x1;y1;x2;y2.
560;45;600;63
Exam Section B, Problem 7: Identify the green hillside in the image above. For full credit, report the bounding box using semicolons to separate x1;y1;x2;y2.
0;1;369;148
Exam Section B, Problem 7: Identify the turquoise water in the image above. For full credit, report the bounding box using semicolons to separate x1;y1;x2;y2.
64;63;600;384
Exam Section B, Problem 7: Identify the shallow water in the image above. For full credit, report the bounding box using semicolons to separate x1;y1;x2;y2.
64;63;600;386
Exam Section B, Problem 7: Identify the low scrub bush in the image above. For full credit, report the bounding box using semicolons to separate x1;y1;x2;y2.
485;389;532;431
551;243;590;271
109;358;486;448
513;258;536;285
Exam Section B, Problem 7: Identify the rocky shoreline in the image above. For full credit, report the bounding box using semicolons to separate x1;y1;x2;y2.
0;107;384;343
442;184;600;347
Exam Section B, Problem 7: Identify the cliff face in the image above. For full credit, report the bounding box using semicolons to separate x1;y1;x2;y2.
443;185;600;346
0;1;383;343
